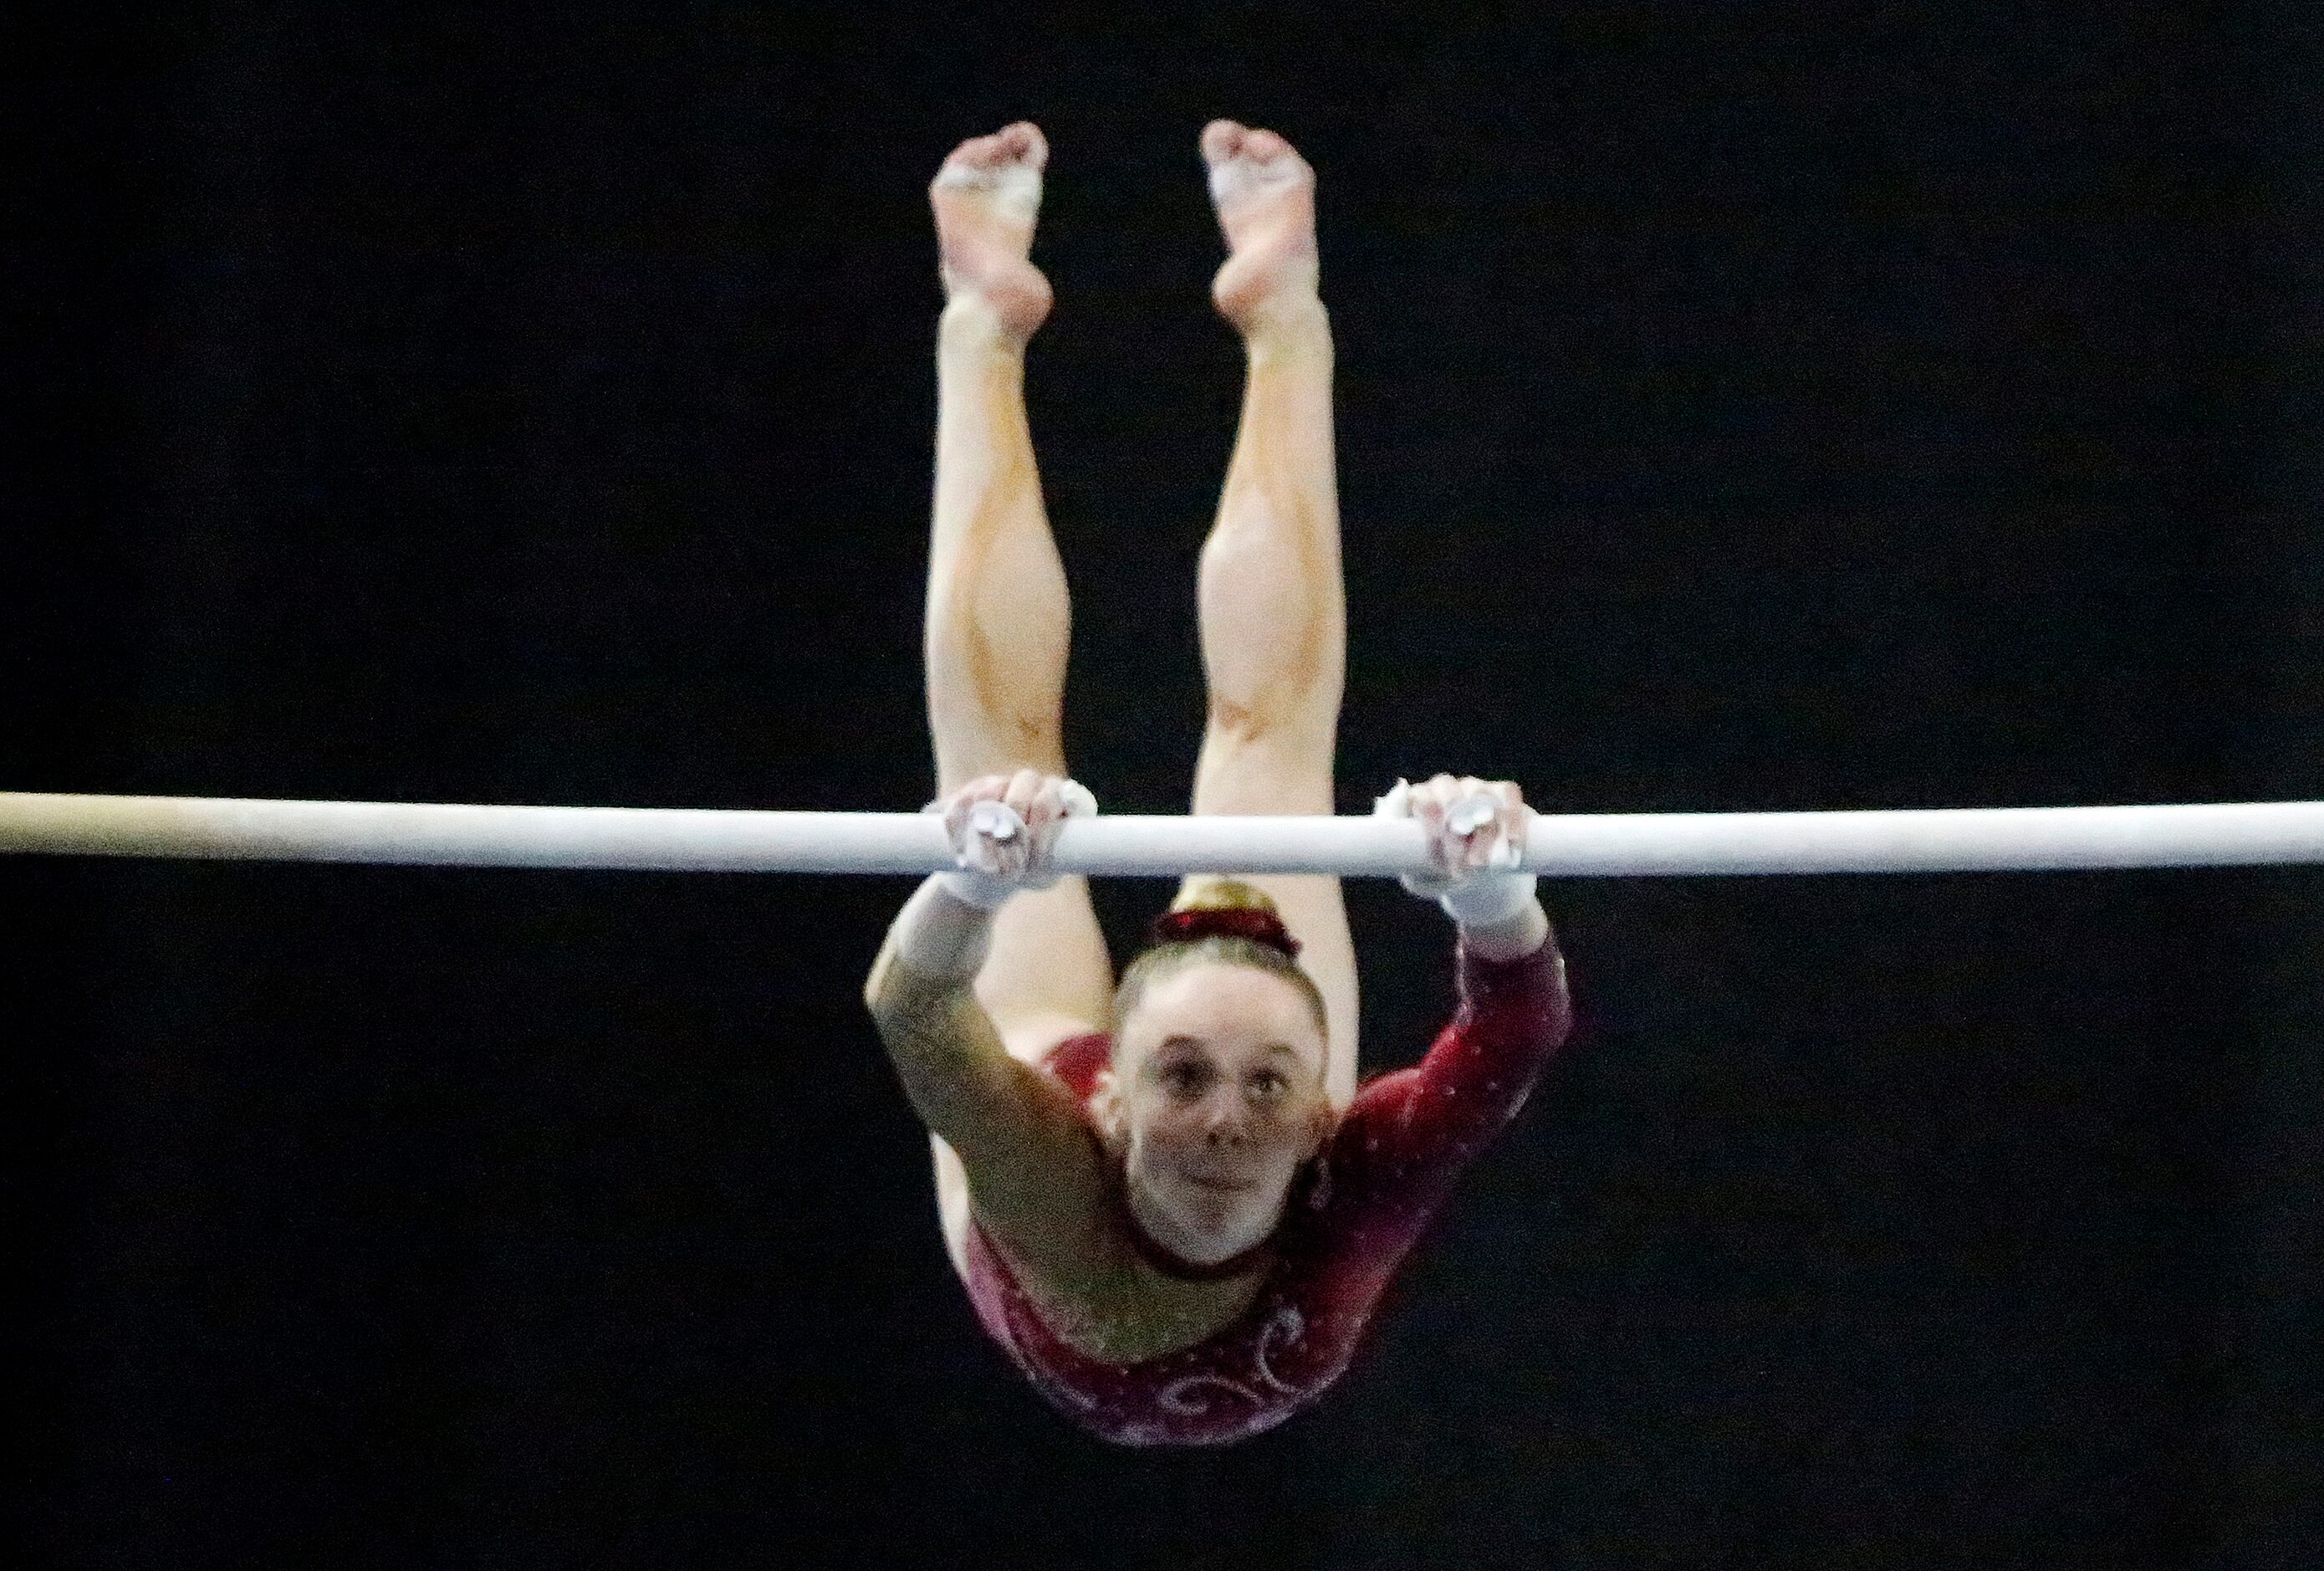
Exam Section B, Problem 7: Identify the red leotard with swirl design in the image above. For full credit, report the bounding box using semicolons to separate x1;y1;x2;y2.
958;933;1573;1446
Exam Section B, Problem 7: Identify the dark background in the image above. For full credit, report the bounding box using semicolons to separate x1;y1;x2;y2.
11;4;2322;1567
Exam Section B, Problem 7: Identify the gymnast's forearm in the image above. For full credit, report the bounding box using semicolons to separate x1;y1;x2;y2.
862;873;995;1015
862;874;1049;1161
1365;915;1570;1173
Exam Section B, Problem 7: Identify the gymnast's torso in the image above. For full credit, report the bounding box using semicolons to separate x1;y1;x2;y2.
956;934;1574;1447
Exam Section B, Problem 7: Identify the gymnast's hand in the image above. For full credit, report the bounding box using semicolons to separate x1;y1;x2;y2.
1373;774;1539;924
923;770;1098;910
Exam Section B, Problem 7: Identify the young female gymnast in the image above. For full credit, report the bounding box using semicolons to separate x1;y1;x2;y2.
861;120;1574;1446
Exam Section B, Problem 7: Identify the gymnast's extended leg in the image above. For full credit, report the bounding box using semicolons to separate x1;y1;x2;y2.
1178;120;1361;1108
920;123;1115;1275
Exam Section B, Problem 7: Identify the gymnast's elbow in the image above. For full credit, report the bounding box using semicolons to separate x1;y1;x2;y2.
861;979;1039;1161
864;975;965;1071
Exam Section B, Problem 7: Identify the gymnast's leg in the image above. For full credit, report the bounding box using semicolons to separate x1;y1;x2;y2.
1178;120;1361;1108
923;120;1113;1057
922;123;1116;1275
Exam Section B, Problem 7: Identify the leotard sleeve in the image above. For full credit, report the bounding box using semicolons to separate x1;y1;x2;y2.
1322;930;1573;1255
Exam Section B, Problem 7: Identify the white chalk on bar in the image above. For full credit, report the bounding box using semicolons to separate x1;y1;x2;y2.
4;792;2324;876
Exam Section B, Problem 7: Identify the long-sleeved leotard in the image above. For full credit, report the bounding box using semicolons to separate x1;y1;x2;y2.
959;930;1574;1446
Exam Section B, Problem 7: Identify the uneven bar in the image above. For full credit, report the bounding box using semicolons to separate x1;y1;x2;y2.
5;792;2324;877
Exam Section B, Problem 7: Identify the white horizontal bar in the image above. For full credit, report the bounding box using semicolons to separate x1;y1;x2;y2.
5;792;2324;876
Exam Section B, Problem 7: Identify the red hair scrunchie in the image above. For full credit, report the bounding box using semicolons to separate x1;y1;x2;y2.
1147;905;1303;961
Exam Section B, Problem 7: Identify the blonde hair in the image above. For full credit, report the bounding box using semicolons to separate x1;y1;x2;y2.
1111;878;1330;1058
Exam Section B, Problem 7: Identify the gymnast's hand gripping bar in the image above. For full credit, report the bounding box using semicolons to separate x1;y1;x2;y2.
4;791;2324;876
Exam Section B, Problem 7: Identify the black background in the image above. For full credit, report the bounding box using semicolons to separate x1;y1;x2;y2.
12;4;2322;1567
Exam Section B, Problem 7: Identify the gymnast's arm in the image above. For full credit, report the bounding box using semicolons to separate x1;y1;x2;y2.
1401;893;1571;1139
1336;885;1572;1226
863;875;1107;1259
1357;772;1571;1145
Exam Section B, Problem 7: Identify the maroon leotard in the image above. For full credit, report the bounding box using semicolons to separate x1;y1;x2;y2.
959;932;1574;1446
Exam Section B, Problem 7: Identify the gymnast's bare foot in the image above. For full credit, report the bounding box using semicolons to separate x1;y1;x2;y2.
930;121;1053;343
1202;120;1321;341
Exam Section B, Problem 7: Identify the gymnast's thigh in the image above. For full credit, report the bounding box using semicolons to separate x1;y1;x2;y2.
969;872;1116;1066
934;1133;977;1284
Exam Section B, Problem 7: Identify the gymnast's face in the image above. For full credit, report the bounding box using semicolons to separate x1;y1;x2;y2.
1098;961;1334;1267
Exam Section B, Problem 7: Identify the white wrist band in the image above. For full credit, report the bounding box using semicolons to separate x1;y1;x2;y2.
935;867;1018;911
1438;872;1539;927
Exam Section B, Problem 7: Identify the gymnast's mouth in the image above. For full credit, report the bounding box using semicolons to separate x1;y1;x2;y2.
1182;1169;1256;1193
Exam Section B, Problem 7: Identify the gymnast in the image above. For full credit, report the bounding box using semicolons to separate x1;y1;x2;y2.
861;120;1575;1446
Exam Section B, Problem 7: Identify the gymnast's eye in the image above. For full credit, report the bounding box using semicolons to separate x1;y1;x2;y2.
1162;1062;1210;1094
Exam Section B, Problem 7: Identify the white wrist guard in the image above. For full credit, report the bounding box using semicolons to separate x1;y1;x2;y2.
1436;871;1539;928
935;866;1018;911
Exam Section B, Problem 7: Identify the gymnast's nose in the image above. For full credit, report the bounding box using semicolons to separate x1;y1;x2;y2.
1202;1096;1252;1147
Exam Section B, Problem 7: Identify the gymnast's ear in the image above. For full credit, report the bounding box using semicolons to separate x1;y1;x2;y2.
1089;1068;1129;1153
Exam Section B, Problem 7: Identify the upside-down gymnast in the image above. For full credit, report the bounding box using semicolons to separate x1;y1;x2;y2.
861;120;1575;1446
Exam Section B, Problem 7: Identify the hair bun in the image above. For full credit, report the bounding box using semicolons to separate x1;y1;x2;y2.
1147;905;1302;961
